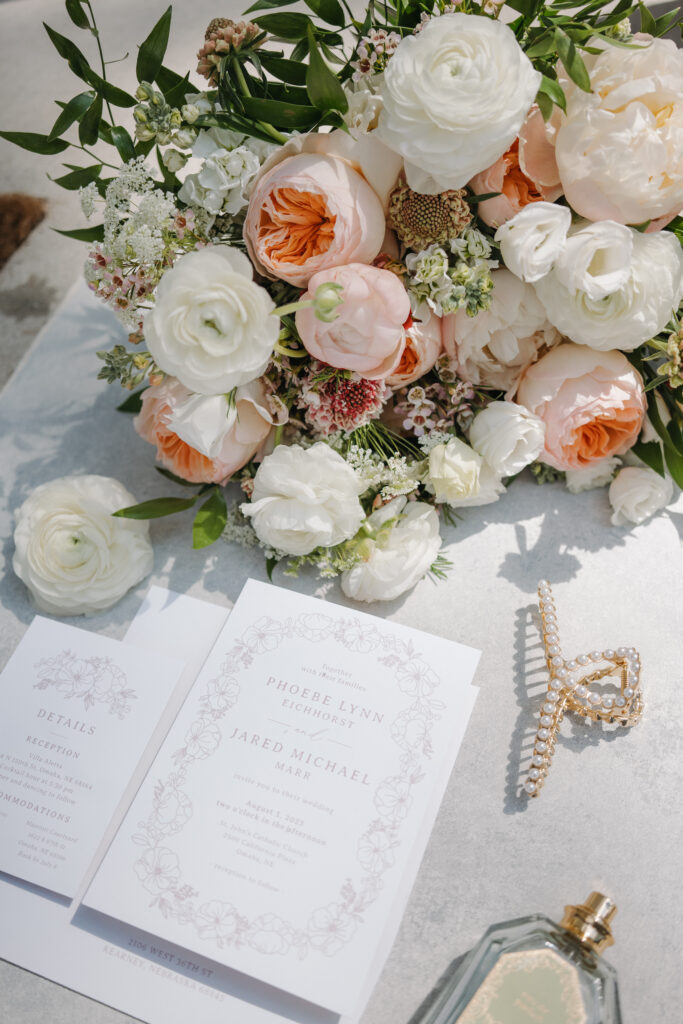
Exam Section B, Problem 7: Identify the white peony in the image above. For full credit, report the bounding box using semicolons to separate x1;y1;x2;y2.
13;476;153;616
341;498;441;603
565;456;621;493
426;437;481;505
609;466;674;525
495;203;572;283
376;14;541;192
241;444;365;556
534;224;683;352
443;269;560;391
555;37;683;224
144;246;279;395
469;401;545;476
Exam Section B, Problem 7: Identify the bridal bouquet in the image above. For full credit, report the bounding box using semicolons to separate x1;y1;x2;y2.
4;0;683;602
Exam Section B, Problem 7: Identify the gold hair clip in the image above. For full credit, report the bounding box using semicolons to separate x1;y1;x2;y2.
523;580;643;798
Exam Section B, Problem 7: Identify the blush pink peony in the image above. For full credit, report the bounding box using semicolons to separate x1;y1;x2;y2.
469;107;562;228
296;263;410;379
515;343;646;471
134;377;279;484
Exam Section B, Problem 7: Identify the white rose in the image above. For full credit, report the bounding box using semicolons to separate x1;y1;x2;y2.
609;466;674;525
534;224;683;352
495;203;571;283
426;437;480;504
166;379;285;459
144;246;279;395
241;444;365;556
469;401;545;476
343;80;384;139
565;456;621;493
13;476;153;616
376;14;541;192
555;37;683;224
341;498;441;603
443;269;560;391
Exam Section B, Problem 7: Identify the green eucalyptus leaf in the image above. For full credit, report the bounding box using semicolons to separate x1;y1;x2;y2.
84;69;137;108
638;1;656;34
663;446;683;488
245;0;298;10
631;440;665;477
555;29;592;93
258;53;307;85
113;495;199;519
137;6;172;84
537;74;567;113
48;91;94;140
0;130;69;155
192;490;228;549
164;71;193;108
266;556;279;581
117;388;148;413
54;223;104;241
79;94;102;146
305;0;345;27
156;64;197;95
43;23;91;79
242;95;322;128
110;125;136;163
253;11;312;40
65;0;90;30
306;26;348;112
154;466;201;487
50;163;102;189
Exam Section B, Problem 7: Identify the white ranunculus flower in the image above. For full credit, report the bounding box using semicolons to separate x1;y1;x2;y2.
609;466;674;525
565;456;621;494
469;401;545;476
443;269;561;391
341;498;441;603
144;246;279;395
534;224;683;352
426;437;481;505
13;476;153;616
555;37;683;224
241;444;365;556
376;14;541;192
495;203;572;283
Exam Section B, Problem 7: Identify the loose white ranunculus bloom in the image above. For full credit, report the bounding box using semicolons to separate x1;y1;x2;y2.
13;476;153;616
426;437;481;505
495;203;572;283
443;269;560;391
376;14;541;192
469;401;545;477
609;466;674;525
565;457;621;494
341;497;441;603
144;246;279;395
241;444;365;556
555;37;683;224
534;224;683;352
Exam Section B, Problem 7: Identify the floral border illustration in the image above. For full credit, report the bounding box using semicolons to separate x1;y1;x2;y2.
131;612;446;959
34;650;136;719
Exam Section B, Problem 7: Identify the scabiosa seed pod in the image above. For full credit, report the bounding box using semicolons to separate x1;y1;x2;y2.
388;180;472;251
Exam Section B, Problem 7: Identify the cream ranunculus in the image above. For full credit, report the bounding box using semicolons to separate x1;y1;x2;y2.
13;476;153;616
469;401;545;476
565;457;621;493
341;497;441;603
426;437;481;504
376;14;541;193
495;202;572;283
608;466;674;525
555;37;683;225
443;269;560;391
240;443;365;556
144;246;279;395
534;223;683;352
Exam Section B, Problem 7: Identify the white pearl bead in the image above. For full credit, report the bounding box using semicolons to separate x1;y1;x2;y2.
588;692;601;705
556;668;568;679
538;580;550;589
617;647;627;657
590;650;601;661
566;675;577;687
540;715;553;727
532;754;545;767
550;678;563;691
576;685;588;698
603;649;615;660
615;696;626;707
545;615;557;625
545;632;559;644
543;702;557;714
627;647;636;655
524;780;537;794
546;692;559;704
566;660;577;670
624;687;634;698
548;644;561;656
602;696;614;709
529;768;541;780
535;743;547;754
537;728;549;740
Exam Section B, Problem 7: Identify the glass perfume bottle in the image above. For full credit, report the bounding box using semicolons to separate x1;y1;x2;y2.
415;892;622;1024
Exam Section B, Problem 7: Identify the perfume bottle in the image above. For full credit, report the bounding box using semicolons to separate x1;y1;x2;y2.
415;892;622;1024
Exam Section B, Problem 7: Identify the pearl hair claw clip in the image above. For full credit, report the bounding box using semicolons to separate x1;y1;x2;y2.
523;580;644;798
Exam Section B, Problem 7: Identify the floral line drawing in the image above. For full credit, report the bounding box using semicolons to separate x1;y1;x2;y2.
132;612;445;959
34;650;136;719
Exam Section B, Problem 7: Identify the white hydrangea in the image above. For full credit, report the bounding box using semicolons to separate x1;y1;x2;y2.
178;127;276;217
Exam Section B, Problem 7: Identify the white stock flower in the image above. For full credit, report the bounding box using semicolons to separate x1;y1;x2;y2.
144;246;278;395
565;456;621;493
469;401;545;476
426;436;481;505
495;203;571;283
241;444;365;556
178;127;274;216
555;37;683;224
443;269;560;391
609;466;674;525
341;498;441;602
376;14;541;192
13;476;153;616
534;224;683;352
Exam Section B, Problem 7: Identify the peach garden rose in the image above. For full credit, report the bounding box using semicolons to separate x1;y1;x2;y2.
515;343;646;471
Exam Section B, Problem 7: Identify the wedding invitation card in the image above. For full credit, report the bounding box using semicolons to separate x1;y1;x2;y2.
84;581;480;1016
0;616;183;897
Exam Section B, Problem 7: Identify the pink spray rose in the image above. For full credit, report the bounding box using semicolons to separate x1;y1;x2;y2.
296;263;410;379
515;343;646;471
385;302;443;388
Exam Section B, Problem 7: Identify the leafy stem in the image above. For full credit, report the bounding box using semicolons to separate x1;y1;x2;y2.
229;56;288;145
83;0;115;124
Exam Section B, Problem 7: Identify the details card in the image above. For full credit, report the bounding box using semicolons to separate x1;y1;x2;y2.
0;616;184;898
84;581;480;1016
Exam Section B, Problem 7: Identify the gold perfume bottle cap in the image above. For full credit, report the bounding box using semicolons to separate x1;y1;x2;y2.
561;892;616;954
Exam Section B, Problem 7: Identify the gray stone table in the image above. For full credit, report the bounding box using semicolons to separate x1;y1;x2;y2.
1;3;682;1024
